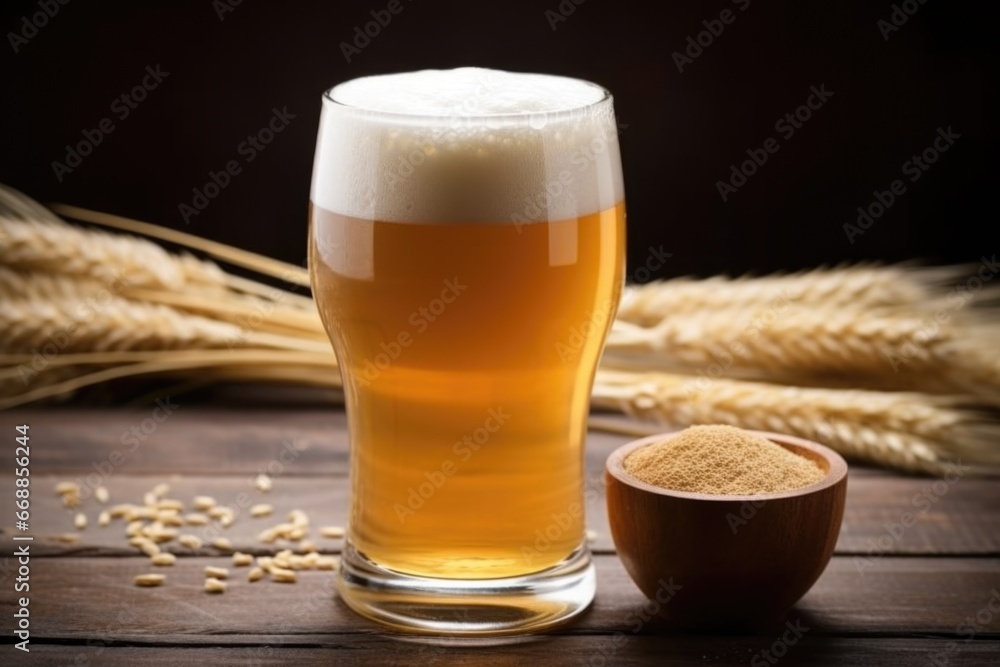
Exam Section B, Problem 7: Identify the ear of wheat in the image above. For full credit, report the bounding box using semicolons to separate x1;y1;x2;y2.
591;369;999;473
616;264;993;325
1;186;997;473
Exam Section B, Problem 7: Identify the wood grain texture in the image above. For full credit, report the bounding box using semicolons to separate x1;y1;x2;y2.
17;637;1000;667
6;472;998;557
2;556;998;640
2;406;998;664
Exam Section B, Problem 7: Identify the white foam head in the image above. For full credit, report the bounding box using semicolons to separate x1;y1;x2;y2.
311;67;624;223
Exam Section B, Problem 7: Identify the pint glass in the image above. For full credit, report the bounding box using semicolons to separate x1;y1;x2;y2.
309;68;625;635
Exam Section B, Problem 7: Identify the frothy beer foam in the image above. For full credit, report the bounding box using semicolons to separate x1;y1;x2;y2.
311;68;623;224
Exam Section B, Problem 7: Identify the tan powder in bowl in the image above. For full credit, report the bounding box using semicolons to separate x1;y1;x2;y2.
623;425;825;495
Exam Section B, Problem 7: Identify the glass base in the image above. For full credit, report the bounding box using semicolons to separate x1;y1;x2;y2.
335;541;596;637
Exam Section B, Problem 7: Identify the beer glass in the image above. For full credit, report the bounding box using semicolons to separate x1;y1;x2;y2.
309;68;625;635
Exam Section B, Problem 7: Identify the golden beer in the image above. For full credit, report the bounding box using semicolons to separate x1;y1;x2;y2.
310;203;624;578
309;67;625;634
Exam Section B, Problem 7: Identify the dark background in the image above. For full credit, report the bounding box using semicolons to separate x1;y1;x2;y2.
1;0;996;280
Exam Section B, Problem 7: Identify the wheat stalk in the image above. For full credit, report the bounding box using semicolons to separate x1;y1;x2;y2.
604;305;1000;397
0;213;227;293
617;264;992;326
2;186;996;473
0;296;330;355
591;369;998;473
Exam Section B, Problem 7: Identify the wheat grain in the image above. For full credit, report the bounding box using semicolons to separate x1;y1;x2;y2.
193;496;216;511
232;552;254;567
250;504;273;518
151;553;177;566
212;537;233;551
591;369;999;473
254;473;272;493
319;526;345;539
178;534;203;549
204;577;227;593
134;574;165;587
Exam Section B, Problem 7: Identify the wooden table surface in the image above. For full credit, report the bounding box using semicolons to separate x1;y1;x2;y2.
2;405;999;666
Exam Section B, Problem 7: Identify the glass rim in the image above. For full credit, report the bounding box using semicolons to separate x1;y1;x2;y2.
321;71;614;125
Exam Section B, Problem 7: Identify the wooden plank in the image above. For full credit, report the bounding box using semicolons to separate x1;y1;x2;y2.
17;637;1000;667
6;472;998;557
3;556;998;641
6;407;927;478
2;408;352;476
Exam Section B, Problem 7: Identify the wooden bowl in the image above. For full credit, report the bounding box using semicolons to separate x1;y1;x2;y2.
605;430;847;629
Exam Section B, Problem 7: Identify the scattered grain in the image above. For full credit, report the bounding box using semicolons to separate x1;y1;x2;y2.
254;473;272;493
204;577;227;594
319;526;345;539
250;504;273;518
193;496;216;511
134;574;165;587
271;567;297;583
156;499;184;511
151;553;176;566
211;537;233;551
232;552;254;567
178;534;203;549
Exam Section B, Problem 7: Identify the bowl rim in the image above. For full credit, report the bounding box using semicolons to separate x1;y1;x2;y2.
606;430;848;502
